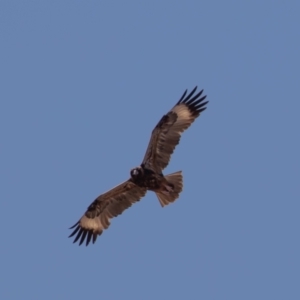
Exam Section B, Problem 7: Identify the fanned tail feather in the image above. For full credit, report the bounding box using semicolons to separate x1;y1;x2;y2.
156;171;183;207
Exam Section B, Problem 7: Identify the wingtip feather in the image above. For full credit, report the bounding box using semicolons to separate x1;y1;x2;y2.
69;221;79;229
177;89;188;104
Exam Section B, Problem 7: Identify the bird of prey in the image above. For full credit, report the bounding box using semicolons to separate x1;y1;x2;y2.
69;86;208;246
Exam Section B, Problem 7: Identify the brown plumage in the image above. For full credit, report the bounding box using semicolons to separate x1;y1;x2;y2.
142;86;208;172
69;181;147;246
69;86;208;246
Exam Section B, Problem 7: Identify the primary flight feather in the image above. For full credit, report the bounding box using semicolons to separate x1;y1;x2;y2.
69;86;208;246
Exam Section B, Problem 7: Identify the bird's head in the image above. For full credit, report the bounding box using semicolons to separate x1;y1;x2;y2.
130;166;143;179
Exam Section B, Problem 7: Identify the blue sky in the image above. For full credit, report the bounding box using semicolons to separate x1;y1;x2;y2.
1;1;299;299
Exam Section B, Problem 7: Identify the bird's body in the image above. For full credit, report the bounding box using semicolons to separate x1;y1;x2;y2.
130;166;166;191
69;86;208;246
130;165;182;206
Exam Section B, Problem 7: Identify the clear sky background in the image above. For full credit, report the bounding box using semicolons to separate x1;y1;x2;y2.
1;1;299;299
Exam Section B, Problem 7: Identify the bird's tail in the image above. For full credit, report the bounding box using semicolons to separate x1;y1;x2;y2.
156;171;183;207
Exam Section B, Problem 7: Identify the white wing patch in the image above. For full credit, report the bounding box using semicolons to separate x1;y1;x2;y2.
172;105;192;120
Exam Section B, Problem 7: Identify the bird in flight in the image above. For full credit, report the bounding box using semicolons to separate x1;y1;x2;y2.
69;86;208;246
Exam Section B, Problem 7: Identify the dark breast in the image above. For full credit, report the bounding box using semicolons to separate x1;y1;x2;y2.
132;168;164;190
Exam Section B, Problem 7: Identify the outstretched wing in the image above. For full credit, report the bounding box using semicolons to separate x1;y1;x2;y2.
142;86;208;172
69;180;147;246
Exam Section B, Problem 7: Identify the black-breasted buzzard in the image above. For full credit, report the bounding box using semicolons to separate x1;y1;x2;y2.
69;86;208;246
